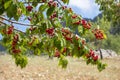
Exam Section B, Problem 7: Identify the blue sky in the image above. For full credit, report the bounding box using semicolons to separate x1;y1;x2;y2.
69;0;100;19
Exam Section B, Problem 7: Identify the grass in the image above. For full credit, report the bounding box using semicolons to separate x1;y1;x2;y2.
0;54;120;80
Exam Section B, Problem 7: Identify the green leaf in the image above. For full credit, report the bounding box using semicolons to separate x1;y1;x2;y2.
97;62;107;72
34;48;41;55
39;4;48;12
54;39;62;50
58;56;68;68
4;0;12;9
6;4;17;19
61;0;69;4
78;25;83;34
61;38;66;47
15;55;28;69
46;7;55;17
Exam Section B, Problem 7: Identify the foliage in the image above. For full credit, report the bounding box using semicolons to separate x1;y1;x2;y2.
101;34;120;54
95;0;120;26
95;0;120;34
86;16;120;54
0;0;106;71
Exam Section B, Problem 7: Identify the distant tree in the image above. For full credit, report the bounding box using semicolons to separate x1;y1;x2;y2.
95;0;120;34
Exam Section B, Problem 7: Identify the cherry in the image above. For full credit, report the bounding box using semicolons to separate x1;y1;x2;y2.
48;1;57;7
86;54;91;58
93;55;98;61
46;27;55;36
92;29;104;40
2;26;14;35
73;21;81;25
12;49;21;54
89;49;95;57
26;5;33;12
65;36;72;42
72;14;77;19
78;47;80;50
81;19;87;25
63;47;67;53
61;28;70;34
54;49;60;58
82;40;86;45
42;0;46;2
50;12;57;19
69;8;72;12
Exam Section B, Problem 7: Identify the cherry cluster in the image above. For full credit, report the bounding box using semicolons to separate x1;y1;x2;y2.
2;26;14;35
54;47;71;58
61;28;73;43
46;27;55;36
73;19;91;29
48;0;57;7
92;29;104;40
86;49;98;61
12;34;21;54
26;5;33;12
81;19;91;29
50;12;57;20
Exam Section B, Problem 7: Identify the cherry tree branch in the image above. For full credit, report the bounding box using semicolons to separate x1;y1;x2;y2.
0;20;25;34
0;16;39;27
23;1;44;4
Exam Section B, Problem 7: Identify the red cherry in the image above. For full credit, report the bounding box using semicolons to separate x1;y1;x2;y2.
93;55;98;61
53;2;57;7
75;36;79;40
73;21;80;25
78;47;80;50
46;27;55;36
26;5;33;12
14;34;19;41
86;54;91;58
42;0;46;2
12;49;21;54
65;36;72;41
63;47;67;53
54;49;60;58
81;19;87;25
72;15;77;19
62;6;67;10
89;49;95;57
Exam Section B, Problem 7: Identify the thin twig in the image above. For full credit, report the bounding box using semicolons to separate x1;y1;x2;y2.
55;0;63;6
23;1;44;4
0;20;25;34
0;16;39;27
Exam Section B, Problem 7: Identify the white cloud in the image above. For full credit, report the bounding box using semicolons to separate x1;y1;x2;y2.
69;0;91;11
69;0;100;18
